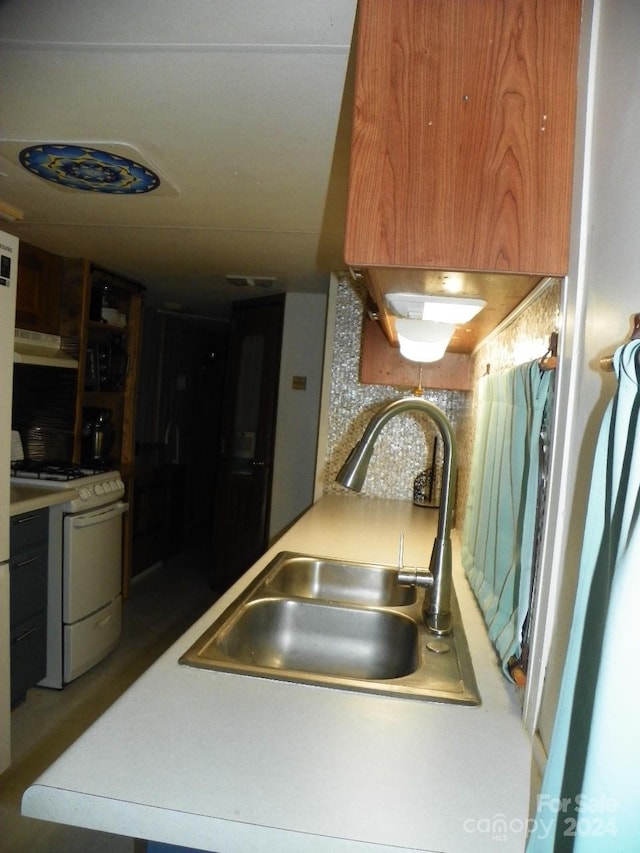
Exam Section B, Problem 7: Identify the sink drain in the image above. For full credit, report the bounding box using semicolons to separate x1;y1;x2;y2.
426;639;451;654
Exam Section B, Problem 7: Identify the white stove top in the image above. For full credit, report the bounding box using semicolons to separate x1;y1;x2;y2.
10;469;120;488
11;458;119;485
10;465;125;511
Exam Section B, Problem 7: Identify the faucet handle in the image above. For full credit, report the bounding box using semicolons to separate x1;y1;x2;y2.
397;532;433;588
398;565;433;589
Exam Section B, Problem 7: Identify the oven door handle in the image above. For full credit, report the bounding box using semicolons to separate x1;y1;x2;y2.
69;501;129;529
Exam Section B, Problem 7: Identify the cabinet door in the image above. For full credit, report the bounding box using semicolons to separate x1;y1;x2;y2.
10;613;47;707
9;545;48;625
16;242;62;333
345;0;581;276
9;508;48;707
10;509;48;555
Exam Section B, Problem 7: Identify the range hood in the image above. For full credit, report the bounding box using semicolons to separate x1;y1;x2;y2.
14;328;79;369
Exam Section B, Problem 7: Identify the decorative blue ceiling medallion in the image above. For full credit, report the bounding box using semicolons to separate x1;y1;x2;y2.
18;144;161;194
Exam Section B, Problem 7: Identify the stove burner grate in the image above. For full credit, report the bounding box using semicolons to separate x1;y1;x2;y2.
10;460;107;482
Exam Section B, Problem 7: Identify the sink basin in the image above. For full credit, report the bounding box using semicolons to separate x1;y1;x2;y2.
199;598;418;680
265;555;417;607
180;551;480;705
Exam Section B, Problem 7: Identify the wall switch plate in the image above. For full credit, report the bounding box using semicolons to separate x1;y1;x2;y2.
291;375;307;390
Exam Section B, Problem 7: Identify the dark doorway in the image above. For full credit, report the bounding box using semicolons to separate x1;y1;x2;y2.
211;295;285;589
133;310;228;576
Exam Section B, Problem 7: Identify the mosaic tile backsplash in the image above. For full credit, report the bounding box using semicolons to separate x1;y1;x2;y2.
321;279;469;502
320;276;561;522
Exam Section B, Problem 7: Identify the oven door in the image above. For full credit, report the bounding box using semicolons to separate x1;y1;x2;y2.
63;500;128;624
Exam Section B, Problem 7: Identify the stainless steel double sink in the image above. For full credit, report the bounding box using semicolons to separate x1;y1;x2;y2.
179;552;480;705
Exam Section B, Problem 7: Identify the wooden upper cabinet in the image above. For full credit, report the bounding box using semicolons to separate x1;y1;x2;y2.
344;0;582;276
16;242;63;334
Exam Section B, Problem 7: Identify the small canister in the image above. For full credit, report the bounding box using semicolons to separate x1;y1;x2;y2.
413;468;436;507
413;437;440;507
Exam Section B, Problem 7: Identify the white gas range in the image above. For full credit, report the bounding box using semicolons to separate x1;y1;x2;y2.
11;462;128;688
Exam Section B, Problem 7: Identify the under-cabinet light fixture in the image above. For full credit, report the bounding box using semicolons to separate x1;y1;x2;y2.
385;292;486;325
386;292;486;363
395;319;455;363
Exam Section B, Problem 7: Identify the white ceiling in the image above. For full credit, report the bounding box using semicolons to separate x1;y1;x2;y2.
0;0;357;317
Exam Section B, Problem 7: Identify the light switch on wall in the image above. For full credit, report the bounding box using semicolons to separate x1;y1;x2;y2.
291;375;307;390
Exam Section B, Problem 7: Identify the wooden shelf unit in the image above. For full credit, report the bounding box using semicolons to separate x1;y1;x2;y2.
61;259;145;596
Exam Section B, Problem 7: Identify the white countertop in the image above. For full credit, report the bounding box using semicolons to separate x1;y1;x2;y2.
22;494;532;852
10;483;74;515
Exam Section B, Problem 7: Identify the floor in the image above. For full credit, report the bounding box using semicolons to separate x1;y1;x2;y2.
0;547;220;853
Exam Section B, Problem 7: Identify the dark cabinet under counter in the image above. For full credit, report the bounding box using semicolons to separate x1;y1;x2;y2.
9;509;48;707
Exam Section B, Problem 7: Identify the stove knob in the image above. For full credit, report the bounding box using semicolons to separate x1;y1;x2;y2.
103;480;113;494
95;483;105;496
78;486;92;502
116;478;125;491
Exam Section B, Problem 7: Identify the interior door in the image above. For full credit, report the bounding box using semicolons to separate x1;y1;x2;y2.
211;295;284;588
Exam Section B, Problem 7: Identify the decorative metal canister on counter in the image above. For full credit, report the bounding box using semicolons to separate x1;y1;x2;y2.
413;438;441;507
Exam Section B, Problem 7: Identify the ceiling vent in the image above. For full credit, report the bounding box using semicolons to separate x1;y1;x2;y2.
225;275;275;289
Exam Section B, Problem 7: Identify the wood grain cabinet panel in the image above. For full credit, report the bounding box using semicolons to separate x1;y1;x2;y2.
16;242;62;333
345;0;581;277
360;314;472;391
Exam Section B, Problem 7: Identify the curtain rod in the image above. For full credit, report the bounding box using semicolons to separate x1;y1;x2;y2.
482;331;558;377
600;313;640;371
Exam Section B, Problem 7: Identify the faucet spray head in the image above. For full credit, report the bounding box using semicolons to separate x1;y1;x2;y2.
335;440;373;491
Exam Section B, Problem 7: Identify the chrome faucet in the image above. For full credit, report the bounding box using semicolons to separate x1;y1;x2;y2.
336;397;457;635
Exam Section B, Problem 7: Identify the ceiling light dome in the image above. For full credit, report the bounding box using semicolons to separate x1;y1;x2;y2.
19;144;160;194
395;319;455;363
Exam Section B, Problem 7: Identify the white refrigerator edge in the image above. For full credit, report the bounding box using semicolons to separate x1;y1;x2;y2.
0;229;19;772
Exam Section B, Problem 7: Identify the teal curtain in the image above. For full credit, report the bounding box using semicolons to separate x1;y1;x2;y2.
462;361;553;676
527;340;640;851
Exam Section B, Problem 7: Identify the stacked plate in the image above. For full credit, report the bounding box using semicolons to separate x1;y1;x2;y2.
101;308;127;327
